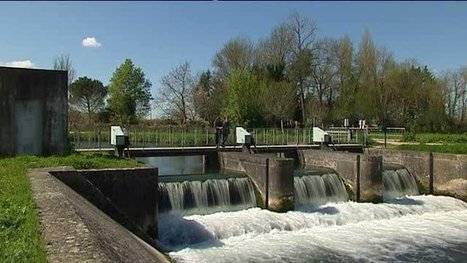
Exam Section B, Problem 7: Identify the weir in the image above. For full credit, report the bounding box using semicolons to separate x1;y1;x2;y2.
294;172;349;207
158;176;257;215
383;167;419;201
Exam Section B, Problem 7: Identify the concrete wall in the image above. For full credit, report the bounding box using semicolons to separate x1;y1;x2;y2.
299;150;383;202
367;149;467;201
52;167;158;243
30;167;169;262
219;152;294;212
0;66;68;155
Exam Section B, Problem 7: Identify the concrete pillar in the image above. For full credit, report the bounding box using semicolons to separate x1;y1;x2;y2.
359;155;383;203
267;158;294;212
218;152;295;212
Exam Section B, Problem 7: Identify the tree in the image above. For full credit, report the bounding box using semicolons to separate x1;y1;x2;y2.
107;59;153;126
156;61;196;124
192;70;225;124
53;54;76;86
225;69;265;126
261;80;296;129
255;23;295;69
334;35;356;120
69;77;107;124
287;12;318;123
213;36;255;82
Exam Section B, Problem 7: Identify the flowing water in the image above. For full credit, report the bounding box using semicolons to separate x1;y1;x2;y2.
294;173;349;207
383;168;420;201
145;157;467;262
158;177;257;216
161;195;467;262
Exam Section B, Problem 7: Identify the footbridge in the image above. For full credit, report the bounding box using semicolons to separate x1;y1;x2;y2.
76;143;364;157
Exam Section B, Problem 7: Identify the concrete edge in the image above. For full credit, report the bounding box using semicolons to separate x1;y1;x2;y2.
28;168;171;263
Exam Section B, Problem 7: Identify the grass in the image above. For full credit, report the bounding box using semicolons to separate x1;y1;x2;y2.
411;133;467;144
0;154;141;263
396;143;467;154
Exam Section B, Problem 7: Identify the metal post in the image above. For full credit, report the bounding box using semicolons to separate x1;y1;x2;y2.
98;128;101;150
429;152;434;194
265;158;269;209
356;155;361;202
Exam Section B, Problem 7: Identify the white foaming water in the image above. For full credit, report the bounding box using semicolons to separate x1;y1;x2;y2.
160;195;467;262
158;177;257;216
294;173;349;206
383;168;419;200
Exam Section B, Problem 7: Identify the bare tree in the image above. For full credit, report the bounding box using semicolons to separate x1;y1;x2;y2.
213;36;255;82
156;61;196;124
287;11;318;123
53;54;76;86
256;24;295;68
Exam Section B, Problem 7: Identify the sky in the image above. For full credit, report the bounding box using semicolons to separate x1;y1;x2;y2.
1;1;467;112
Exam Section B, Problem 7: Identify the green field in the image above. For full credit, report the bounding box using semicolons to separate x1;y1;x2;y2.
396;143;467;154
0;154;141;263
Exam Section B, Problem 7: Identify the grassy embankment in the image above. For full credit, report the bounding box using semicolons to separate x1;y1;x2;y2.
0;154;141;263
369;132;467;154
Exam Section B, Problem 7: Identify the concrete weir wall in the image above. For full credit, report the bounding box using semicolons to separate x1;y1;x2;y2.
219;152;295;212
0;66;68;156
299;150;383;202
367;149;467;201
29;167;168;262
51;167;159;242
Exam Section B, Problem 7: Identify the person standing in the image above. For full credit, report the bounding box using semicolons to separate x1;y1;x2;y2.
214;117;223;148
222;116;230;146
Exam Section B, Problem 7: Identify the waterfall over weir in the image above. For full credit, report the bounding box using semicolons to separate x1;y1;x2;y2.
383;168;419;200
294;173;349;206
158;177;257;216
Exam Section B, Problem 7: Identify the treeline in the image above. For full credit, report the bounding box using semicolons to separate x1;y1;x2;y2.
55;56;153;129
155;12;467;132
62;12;467;132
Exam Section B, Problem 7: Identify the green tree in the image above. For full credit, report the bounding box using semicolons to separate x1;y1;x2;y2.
69;77;107;124
107;59;153;126
261;80;296;129
225;69;265;126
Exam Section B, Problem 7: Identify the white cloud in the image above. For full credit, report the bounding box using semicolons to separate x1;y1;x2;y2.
0;60;35;68
82;37;102;48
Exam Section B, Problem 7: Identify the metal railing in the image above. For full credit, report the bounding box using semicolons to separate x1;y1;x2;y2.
70;127;367;149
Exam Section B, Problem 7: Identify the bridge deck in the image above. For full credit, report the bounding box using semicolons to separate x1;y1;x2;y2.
76;144;364;157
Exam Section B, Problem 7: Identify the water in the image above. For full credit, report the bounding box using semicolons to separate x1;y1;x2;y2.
294;173;349;207
158;177;257;216
160;195;467;262
383;168;419;201
136;155;205;175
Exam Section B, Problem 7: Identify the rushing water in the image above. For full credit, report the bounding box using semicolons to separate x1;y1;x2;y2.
294;173;349;207
383;168;420;201
161;195;467;262
158;177;257;216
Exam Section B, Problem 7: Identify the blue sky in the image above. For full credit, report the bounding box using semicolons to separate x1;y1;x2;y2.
1;1;467;97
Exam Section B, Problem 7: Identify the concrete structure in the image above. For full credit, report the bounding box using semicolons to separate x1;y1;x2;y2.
367;149;467;201
29;167;169;263
299;150;383;202
51;167;159;242
219;152;295;212
0;66;68;155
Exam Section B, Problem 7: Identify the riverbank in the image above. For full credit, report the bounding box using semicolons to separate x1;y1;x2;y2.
0;154;141;262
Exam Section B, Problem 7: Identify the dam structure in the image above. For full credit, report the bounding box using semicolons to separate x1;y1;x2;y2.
30;143;467;262
135;151;467;262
